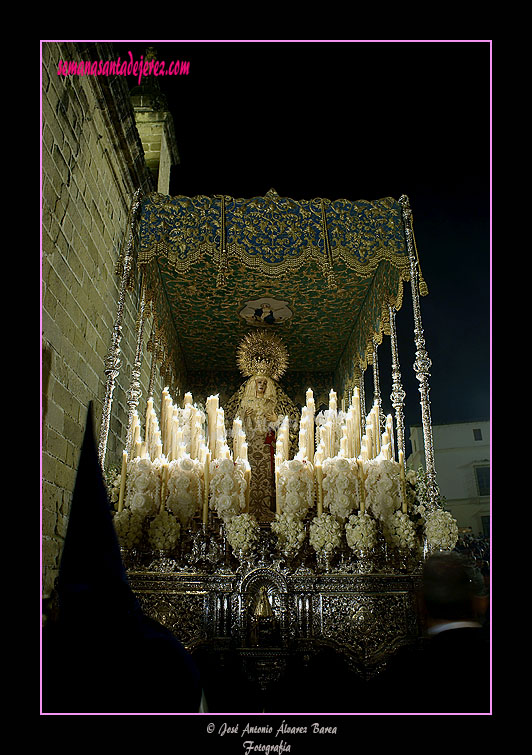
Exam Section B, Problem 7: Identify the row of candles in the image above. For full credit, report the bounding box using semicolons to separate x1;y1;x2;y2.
117;385;408;523
119;391;252;525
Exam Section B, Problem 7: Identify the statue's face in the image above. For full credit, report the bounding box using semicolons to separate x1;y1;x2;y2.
255;378;267;396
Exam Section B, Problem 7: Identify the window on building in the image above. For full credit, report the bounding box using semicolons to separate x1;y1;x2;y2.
481;516;490;537
475;466;490;496
473;428;483;441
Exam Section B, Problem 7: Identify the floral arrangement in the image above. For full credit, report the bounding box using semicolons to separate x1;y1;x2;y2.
309;513;343;554
165;456;203;526
105;466;122;509
405;466;458;551
424;508;459;552
345;512;378;552
322;457;358;520
225;513;260;554
147;510;181;551
113;508;145;549
125;457;160;517
277;459;314;519
271;512;307;554
209;458;246;522
386;510;417;550
364;458;402;523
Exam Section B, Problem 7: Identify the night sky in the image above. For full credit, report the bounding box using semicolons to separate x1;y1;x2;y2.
114;40;491;444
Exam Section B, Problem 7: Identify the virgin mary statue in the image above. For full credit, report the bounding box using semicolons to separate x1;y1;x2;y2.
225;331;299;523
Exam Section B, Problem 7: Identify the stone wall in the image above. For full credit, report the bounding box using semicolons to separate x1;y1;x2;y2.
41;41;172;595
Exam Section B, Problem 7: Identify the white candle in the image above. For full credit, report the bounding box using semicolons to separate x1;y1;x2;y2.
170;414;178;461
340;435;348;457
176;428;184;453
160;389;168;454
184;391;193;406
352;387;361;458
206;395;219;456
399;450;407;513
299;427;307;456
315;461;323;516
357;459;366;514
244;462;251;513
199;444;207;464
193;420;202;460
133;420;140;448
159;463;168;514
386;414;395;461
329;389;337;413
145;397;154;449
233;417;243;459
203;451;211;525
275;453;283;514
366;426;374;460
306;388;314;403
118;451;127;512
373;406;381;456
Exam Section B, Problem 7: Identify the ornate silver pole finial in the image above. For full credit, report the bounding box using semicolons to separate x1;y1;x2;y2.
98;188;143;468
399;195;438;508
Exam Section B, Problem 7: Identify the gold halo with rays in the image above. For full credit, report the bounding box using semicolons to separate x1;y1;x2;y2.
236;330;289;381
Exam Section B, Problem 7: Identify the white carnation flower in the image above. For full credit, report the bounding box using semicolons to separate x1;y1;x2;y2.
113;509;144;549
226;513;259;553
147;510;181;550
425;509;459;551
345;512;378;551
272;512;306;553
387;510;417;549
309;513;342;553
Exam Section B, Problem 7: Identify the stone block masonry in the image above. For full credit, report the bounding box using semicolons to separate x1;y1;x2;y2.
41;41;169;596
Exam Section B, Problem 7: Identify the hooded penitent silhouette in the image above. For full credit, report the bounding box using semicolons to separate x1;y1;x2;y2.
42;404;202;713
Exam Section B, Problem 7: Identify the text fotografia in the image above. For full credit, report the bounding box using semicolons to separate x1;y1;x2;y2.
209;720;339;752
57;51;190;85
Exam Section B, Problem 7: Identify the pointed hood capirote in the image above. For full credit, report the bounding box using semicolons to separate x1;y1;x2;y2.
43;403;202;713
56;403;141;628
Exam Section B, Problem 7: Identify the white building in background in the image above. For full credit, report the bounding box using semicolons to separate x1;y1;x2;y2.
407;420;490;536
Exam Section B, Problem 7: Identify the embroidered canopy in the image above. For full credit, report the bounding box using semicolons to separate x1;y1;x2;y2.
136;189;412;398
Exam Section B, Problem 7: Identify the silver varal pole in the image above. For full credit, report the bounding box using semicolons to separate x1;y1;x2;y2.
98;189;142;468
125;273;148;456
388;304;406;461
399;194;438;508
372;338;385;434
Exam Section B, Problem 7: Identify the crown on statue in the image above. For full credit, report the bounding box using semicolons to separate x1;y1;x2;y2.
237;330;289;381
